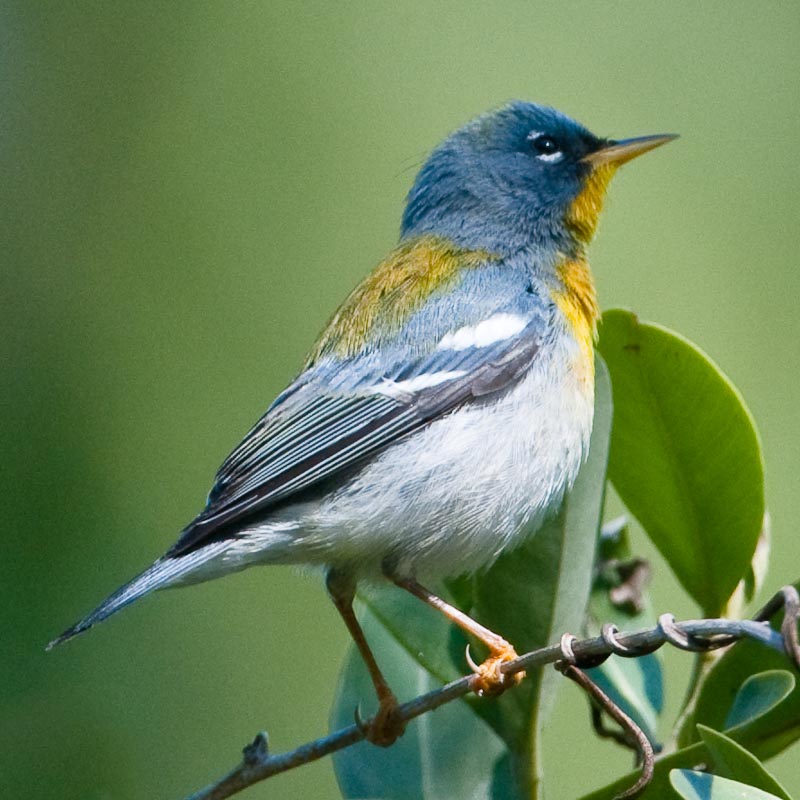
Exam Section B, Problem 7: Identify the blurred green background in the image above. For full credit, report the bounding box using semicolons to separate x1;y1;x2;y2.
3;3;799;798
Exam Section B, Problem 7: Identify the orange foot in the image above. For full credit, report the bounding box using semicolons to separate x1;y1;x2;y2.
468;645;525;697
357;694;407;747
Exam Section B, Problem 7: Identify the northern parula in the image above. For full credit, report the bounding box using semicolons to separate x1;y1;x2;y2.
50;101;674;744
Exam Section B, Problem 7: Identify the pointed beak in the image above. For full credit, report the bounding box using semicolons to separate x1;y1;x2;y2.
583;133;678;168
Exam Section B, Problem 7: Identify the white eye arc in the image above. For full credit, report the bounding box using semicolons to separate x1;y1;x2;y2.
527;131;564;163
538;150;564;163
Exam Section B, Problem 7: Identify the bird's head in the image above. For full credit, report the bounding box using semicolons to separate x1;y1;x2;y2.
401;101;675;255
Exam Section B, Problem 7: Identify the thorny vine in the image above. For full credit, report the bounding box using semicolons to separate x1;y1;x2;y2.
183;586;800;800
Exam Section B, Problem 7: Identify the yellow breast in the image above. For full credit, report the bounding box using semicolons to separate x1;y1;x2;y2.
551;258;599;387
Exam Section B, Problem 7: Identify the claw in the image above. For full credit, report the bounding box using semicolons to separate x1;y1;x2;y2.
353;703;368;734
465;644;481;674
353;695;407;747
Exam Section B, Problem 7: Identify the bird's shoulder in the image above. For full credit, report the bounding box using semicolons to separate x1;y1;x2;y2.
305;234;531;366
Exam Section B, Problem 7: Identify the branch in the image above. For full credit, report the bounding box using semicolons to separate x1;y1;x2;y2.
183;586;800;800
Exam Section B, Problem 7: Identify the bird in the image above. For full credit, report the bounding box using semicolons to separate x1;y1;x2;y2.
49;101;674;745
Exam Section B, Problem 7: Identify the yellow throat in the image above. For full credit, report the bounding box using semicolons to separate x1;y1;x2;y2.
566;163;617;245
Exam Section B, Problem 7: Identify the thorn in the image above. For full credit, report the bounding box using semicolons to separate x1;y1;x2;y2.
601;623;635;657
558;632;577;665
658;613;735;653
658;613;695;651
243;732;269;767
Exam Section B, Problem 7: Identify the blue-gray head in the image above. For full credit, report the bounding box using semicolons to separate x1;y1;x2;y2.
401;101;675;255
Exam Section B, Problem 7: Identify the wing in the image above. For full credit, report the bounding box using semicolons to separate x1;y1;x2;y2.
167;315;544;557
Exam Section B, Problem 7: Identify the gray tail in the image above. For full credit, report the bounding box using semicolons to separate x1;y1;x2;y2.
46;542;229;651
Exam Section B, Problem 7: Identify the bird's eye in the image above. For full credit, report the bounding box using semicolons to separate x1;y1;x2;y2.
528;133;563;162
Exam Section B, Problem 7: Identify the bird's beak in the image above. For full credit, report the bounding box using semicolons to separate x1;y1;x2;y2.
583;133;678;167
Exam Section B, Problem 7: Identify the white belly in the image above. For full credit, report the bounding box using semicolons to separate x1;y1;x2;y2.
242;335;596;580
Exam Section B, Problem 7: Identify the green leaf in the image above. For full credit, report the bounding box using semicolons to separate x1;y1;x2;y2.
331;601;519;800
696;726;792;800
725;672;796;731
679;592;800;759
585;518;664;743
472;356;613;791
670;770;784;800
597;309;765;616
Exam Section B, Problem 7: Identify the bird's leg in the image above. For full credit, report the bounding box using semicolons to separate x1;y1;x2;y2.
326;569;406;747
387;572;524;696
